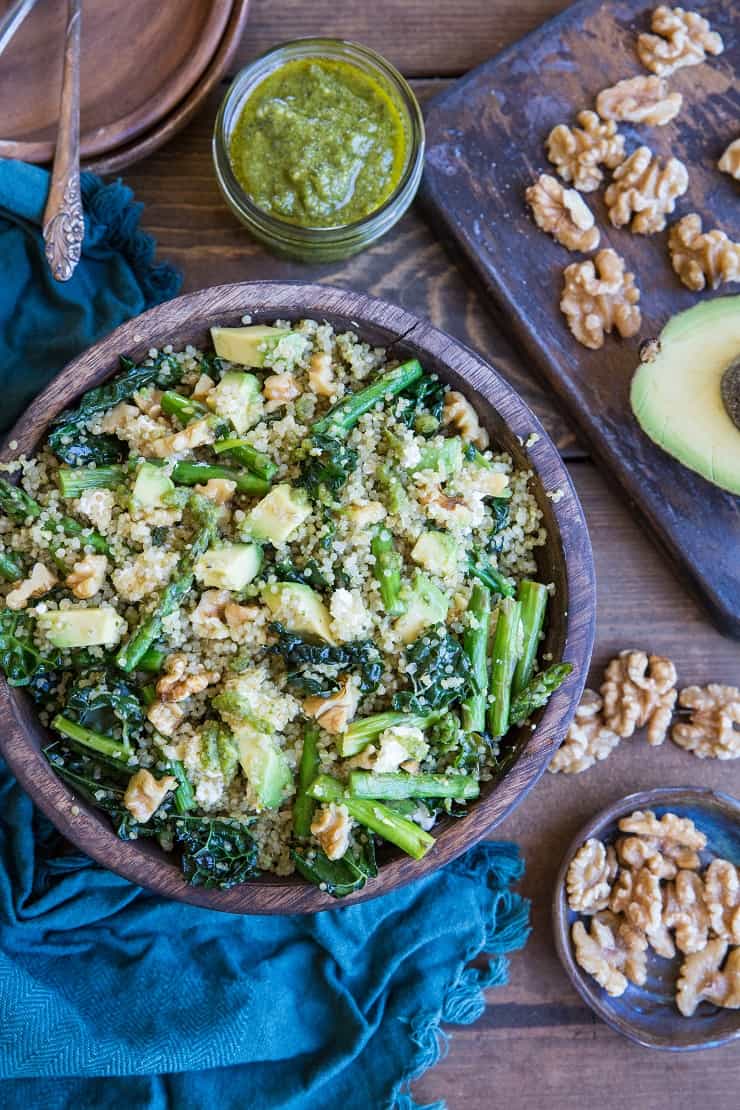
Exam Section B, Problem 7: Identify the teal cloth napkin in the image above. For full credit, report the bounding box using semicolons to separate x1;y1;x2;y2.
0;160;531;1109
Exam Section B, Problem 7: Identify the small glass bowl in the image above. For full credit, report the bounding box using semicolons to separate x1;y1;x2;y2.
212;38;425;263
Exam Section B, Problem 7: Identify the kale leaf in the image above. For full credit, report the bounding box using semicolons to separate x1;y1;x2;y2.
173;817;260;889
297;434;358;503
395;374;445;432
392;626;477;714
267;623;383;697
292;837;377;898
274;558;330;592
0;609;62;689
66;671;145;744
50;434;126;468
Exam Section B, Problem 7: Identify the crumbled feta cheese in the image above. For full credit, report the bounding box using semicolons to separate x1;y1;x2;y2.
75;488;115;533
374;725;429;773
330;588;372;642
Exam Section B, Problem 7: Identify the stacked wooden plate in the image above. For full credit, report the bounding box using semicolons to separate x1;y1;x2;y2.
0;0;250;173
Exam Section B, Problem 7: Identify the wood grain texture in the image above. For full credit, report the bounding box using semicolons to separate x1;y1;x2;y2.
0;0;234;162
0;282;595;915
232;0;570;77
421;0;740;636
121;82;583;456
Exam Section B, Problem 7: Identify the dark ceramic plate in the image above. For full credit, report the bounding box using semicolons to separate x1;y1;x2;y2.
553;787;740;1051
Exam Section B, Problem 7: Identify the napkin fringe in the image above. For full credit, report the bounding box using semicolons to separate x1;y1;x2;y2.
389;844;531;1110
80;173;181;306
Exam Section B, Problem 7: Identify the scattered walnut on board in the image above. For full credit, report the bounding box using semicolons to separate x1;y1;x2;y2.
703;859;740;945
572;911;648;997
671;684;740;760
664;870;711;954
566;838;618;913
618;809;706;871
525;174;600;252
546;110;625;192
636;6;724;77
600;650;677;744
604;146;688;235
718;138;740;181
549;689;620;774
596;75;682;126
560;249;641;350
676;939;740;1017
667;214;740;292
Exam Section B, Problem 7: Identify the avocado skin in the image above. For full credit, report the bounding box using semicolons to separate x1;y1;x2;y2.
630;296;740;496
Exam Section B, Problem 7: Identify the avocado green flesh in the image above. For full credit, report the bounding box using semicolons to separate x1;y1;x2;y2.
630;296;740;496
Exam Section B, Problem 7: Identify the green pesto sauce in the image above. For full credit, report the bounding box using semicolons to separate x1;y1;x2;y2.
229;57;408;228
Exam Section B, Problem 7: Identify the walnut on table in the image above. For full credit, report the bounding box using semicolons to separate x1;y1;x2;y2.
566;838;618;913
667;215;740;292
671;684;740;760
703;859;740;945
596;75;682;126
676;939;740;1017
617;809;706;876
546;109;625;192
549;689;620;774
664;870;711;954
572;911;648;997
604;146;688;235
600;650;677;744
637;6;724;77
560;249;641;350
525;174;600;252
718;138;740;181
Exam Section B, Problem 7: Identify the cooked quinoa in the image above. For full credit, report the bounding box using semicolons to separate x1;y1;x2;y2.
0;319;568;897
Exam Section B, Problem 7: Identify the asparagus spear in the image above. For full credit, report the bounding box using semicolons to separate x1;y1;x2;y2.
213;438;278;482
52;714;133;762
511;580;548;697
293;722;320;837
168;758;195;814
170;461;270;497
509;663;573;726
308;775;434;860
115;496;218;672
136;647;167;674
370;526;406;617
375;461;409;514
337;710;440;758
461;582;491;734
57;465;125;498
467;548;515;598
0;550;23;581
0;477;109;555
487;597;522;739
349;771;479;801
160;391;208;424
311;359;423;438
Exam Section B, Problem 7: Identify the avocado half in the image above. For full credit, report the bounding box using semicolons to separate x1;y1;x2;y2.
630;296;740;496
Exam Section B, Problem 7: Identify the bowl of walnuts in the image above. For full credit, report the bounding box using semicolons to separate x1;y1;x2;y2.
553;786;740;1050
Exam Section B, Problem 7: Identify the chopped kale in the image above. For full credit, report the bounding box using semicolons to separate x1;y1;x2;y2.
297;433;358;503
267;623;383;697
392;626;477;714
0;609;62;689
66;671;145;744
173;816;260;889
292;837;377;898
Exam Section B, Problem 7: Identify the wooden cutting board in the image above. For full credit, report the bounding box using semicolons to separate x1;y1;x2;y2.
420;0;740;637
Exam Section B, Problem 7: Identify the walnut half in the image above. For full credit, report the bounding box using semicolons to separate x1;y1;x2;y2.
637;6;724;77
703;859;740;945
525;174;600;252
617;809;706;871
546;110;625;192
676;939;740;1017
549;689;620;774
572;911;648;997
596;75;682;126
718;138;740;181
605;146;688;235
560;249;641;350
668;215;740;293
671;684;740;760
566;838;618;913
600;650;677;744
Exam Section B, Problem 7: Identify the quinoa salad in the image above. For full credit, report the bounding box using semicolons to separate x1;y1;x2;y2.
0;319;571;897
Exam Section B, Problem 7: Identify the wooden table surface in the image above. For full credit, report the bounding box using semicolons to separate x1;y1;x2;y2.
124;2;739;1104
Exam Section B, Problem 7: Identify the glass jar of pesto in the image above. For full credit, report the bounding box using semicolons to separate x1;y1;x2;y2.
213;39;425;262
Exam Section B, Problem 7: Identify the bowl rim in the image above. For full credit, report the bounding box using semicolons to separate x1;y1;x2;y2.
552;785;740;1052
0;281;595;914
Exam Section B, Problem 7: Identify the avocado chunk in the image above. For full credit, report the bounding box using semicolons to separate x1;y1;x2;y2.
262;582;335;643
393;573;449;644
208;371;263;436
243;483;311;545
631;296;740;495
194;542;262;590
210;325;292;367
38;608;127;648
411;530;461;578
131;461;175;511
409;436;463;478
235;726;292;809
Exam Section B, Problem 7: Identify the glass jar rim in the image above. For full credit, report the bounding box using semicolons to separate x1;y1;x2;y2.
212;37;425;243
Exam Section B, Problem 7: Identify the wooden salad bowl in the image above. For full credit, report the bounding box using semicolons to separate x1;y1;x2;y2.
0;283;596;914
